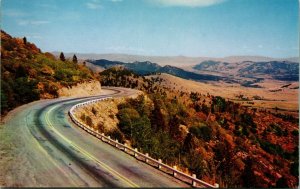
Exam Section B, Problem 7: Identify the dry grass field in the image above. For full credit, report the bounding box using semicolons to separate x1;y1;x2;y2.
147;73;298;116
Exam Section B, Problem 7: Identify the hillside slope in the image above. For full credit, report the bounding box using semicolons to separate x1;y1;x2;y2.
1;30;98;115
147;73;299;115
98;67;299;188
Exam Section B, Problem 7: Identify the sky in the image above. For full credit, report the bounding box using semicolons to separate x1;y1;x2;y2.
2;0;299;58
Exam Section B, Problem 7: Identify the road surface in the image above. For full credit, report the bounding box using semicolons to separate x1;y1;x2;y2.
0;87;189;187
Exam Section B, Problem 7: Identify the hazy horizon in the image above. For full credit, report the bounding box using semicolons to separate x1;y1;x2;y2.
51;51;299;59
2;0;299;58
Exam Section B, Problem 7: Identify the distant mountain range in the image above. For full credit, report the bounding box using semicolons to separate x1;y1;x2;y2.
88;59;222;82
51;52;299;67
88;58;299;84
192;60;299;81
52;52;299;82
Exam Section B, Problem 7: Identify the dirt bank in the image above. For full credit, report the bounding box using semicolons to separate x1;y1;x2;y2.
58;80;101;97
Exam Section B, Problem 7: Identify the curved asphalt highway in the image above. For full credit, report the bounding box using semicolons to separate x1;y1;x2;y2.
0;87;189;187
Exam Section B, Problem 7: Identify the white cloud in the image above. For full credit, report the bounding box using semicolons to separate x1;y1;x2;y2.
86;0;103;9
152;0;226;7
32;21;50;25
85;0;122;9
17;20;50;26
3;9;26;17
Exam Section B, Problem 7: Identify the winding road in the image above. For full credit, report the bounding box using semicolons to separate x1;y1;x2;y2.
0;87;189;187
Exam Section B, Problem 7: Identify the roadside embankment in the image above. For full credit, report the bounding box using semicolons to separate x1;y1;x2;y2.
72;88;143;144
58;80;102;98
73;98;124;133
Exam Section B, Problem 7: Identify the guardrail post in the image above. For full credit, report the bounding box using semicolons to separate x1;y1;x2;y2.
124;143;127;152
145;153;149;163
214;183;219;188
134;148;138;157
192;174;197;187
115;139;118;147
107;136;111;143
173;166;177;177
158;159;162;169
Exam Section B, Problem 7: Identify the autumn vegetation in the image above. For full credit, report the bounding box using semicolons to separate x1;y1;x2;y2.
100;67;299;188
1;30;96;115
1;29;297;188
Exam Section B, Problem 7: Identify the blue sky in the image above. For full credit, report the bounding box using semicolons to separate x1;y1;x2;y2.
2;0;299;58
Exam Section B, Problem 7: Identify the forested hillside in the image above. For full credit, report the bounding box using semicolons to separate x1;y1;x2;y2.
99;67;299;188
1;31;96;115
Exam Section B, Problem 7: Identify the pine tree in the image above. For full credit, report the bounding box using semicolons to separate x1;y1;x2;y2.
59;52;65;61
72;54;78;63
23;37;27;44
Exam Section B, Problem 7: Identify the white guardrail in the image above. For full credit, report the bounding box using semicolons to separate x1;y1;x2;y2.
69;97;219;188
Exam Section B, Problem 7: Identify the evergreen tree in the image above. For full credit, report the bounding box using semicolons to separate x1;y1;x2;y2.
23;37;27;44
72;54;78;63
59;52;66;61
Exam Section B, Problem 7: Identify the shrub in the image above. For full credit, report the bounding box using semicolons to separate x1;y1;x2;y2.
86;115;93;127
91;107;97;115
240;113;256;128
97;123;105;133
290;161;299;177
269;123;283;136
13;77;39;103
54;69;67;80
80;114;86;121
181;150;206;178
212;96;226;112
258;139;284;156
109;114;114;119
291;129;298;136
189;124;212;141
190;92;200;103
117;107;140;138
107;129;125;143
201;104;210;115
